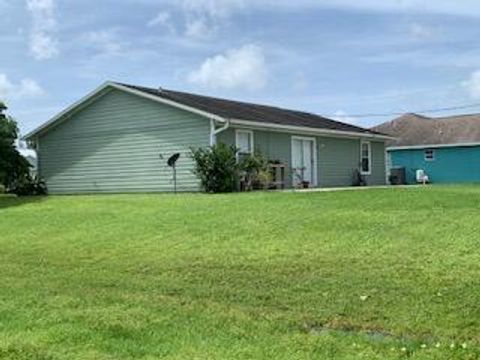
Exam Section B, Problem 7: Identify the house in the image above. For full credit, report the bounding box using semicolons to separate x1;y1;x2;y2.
18;148;38;177
25;155;37;177
24;82;390;194
373;113;480;184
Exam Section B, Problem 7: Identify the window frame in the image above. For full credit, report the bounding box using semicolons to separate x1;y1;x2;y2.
424;149;435;161
235;129;254;157
360;140;372;175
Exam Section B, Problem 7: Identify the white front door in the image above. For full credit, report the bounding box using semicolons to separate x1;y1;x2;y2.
292;137;317;187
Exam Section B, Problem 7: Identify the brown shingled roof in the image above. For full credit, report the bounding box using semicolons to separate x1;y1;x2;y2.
372;113;480;147
120;83;385;136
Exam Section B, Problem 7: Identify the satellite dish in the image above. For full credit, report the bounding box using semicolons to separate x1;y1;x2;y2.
167;153;180;167
164;153;181;193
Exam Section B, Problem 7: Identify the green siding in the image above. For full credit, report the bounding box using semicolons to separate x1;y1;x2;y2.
368;141;387;185
317;136;358;186
38;89;210;194
218;127;386;188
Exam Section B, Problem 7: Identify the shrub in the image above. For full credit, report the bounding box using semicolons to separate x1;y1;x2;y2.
9;176;47;196
238;151;271;190
191;143;239;193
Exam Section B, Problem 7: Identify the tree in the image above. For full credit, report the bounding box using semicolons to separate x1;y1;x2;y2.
0;102;31;191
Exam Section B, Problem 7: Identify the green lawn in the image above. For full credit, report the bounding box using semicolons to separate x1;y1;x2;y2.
1;186;480;359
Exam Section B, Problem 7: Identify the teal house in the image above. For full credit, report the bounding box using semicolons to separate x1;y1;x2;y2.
374;113;480;184
24;82;389;193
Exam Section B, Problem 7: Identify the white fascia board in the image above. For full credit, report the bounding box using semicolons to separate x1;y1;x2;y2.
387;142;480;151
229;119;393;141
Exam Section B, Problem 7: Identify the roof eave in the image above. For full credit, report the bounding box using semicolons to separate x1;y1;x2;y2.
388;142;480;151
229;118;394;140
23;81;393;142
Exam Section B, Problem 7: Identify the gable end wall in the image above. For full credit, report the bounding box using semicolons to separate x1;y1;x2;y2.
37;89;210;193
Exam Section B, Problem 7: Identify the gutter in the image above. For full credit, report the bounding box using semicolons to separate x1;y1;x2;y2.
229;118;394;141
387;142;480;151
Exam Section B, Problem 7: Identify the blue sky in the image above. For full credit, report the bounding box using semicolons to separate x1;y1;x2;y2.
3;0;480;135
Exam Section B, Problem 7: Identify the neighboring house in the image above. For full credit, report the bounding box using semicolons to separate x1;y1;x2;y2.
25;155;38;177
18;148;38;177
373;113;480;184
24;82;389;194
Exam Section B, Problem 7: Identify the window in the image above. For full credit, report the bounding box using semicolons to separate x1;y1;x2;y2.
235;130;253;155
360;141;371;175
424;149;435;161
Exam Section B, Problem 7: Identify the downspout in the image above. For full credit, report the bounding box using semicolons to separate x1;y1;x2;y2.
210;119;230;146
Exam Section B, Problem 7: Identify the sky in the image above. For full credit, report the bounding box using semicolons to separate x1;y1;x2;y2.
3;0;480;136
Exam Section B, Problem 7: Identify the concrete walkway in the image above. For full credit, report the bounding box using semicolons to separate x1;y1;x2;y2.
290;185;422;193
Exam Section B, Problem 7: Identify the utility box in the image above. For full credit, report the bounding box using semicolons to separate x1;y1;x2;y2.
389;167;406;185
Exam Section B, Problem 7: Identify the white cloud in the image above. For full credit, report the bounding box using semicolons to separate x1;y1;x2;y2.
0;74;45;100
81;30;125;56
185;18;214;40
17;79;44;98
0;76;15;98
159;0;480;42
188;44;268;90
182;0;244;17
251;0;480;18
332;110;360;125
147;11;175;33
30;32;58;60
26;0;59;60
19;148;37;158
180;0;244;39
148;11;170;27
158;0;480;41
163;0;480;18
463;70;480;99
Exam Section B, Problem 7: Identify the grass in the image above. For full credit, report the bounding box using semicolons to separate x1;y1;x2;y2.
1;186;480;359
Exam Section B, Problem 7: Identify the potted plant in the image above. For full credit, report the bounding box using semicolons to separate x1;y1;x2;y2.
293;167;310;189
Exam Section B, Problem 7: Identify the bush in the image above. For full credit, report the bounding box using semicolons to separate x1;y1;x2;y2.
191;144;274;193
0;184;4;194
9;176;47;196
191;143;239;193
